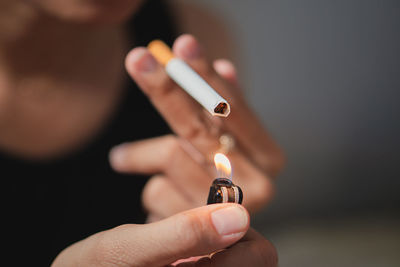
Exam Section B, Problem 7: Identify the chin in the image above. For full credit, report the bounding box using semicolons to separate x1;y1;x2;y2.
31;0;145;25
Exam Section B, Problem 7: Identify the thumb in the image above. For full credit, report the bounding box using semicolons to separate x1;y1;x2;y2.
52;204;249;267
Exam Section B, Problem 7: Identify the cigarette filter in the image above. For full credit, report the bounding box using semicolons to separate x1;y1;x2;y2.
148;40;230;117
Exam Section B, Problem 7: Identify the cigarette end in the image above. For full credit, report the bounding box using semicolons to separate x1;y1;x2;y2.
148;40;174;66
214;102;230;117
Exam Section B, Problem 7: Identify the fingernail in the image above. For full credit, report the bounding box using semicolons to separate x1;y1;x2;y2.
130;49;157;72
181;36;202;59
109;144;128;170
211;206;248;236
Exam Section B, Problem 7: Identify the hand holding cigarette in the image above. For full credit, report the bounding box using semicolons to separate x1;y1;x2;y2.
110;34;284;220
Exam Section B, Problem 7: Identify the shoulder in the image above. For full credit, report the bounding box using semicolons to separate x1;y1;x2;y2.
169;0;238;63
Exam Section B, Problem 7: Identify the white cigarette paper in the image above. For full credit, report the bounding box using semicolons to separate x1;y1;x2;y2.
166;58;230;117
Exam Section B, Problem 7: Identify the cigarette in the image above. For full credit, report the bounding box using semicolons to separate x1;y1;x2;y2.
147;40;230;117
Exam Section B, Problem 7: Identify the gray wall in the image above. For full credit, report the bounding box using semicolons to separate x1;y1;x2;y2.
188;0;400;221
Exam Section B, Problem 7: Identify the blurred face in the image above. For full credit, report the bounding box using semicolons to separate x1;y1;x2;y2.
27;0;145;24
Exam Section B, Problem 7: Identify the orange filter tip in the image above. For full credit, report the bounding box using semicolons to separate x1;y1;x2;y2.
148;40;175;66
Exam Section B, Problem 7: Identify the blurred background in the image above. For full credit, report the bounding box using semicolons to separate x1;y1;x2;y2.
185;0;400;266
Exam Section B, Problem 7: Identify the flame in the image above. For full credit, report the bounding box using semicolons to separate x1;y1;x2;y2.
214;153;232;179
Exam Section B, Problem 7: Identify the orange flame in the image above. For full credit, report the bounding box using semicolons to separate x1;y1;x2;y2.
214;153;232;179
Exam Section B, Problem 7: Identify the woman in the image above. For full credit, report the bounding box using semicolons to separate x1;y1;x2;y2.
1;0;284;265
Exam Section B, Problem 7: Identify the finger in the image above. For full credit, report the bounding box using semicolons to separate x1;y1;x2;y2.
206;234;278;267
109;135;172;174
146;213;163;223
125;47;221;157
239;227;270;242
224;103;285;176
109;135;213;205
173;35;284;175
142;175;194;218
53;204;249;267
174;229;278;267
229;151;275;212
175;245;277;267
109;136;275;212
213;59;239;88
172;34;214;77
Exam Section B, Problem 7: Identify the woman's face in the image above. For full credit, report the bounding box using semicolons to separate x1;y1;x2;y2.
27;0;145;24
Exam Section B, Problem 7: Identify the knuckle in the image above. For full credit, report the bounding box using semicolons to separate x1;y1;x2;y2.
262;145;286;177
164;135;181;159
90;226;132;267
147;73;177;99
181;116;208;141
157;76;177;96
257;142;286;177
258;240;279;267
90;232;111;265
261;177;275;203
142;71;175;97
272;147;286;175
141;176;164;211
199;64;215;80
89;233;120;267
174;213;206;252
248;174;275;212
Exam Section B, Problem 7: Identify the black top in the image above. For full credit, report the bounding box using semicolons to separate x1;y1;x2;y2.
2;1;176;265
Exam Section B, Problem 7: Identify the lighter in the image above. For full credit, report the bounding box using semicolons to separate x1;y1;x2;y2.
207;153;243;205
